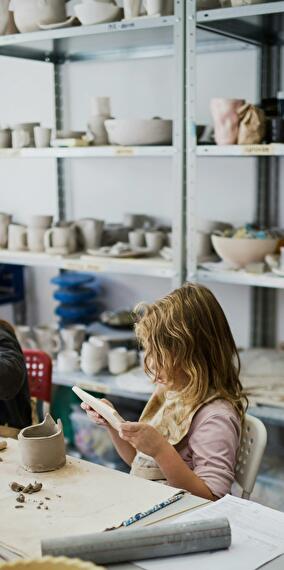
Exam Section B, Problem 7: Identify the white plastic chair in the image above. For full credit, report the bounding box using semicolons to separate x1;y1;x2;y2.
235;414;267;499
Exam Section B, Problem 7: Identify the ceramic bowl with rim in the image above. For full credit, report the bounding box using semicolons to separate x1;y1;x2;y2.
104;119;173;146
11;0;67;33
74;1;121;25
211;234;278;268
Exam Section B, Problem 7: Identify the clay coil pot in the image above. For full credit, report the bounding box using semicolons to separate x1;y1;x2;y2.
18;414;66;473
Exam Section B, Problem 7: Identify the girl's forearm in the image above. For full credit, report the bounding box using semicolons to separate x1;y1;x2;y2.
155;443;215;501
107;427;136;466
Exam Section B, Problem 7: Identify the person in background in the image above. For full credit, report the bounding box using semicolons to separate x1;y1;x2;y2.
82;283;247;501
0;319;31;437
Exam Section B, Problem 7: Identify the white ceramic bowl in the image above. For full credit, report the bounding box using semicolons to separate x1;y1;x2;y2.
211;235;278;268
104;119;173;146
74;1;121;25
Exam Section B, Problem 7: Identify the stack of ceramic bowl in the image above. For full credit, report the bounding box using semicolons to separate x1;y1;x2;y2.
51;272;100;326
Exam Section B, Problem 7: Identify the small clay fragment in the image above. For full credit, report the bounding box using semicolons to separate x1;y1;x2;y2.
45;497;50;500
39;501;44;506
10;482;24;493
44;506;49;510
0;457;3;462
22;482;42;494
15;505;24;509
37;505;41;510
16;494;25;504
0;440;7;451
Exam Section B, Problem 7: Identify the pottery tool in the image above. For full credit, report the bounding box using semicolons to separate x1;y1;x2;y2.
121;492;185;527
72;386;124;430
41;517;231;564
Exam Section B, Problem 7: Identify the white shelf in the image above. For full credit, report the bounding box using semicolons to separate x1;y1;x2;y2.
0;146;174;159
197;268;284;289
197;144;284;157
197;2;284;23
0;250;174;278
53;369;151;402
0;16;175;48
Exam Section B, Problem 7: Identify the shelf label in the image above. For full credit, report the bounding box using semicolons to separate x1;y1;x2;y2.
114;147;135;156
243;145;273;156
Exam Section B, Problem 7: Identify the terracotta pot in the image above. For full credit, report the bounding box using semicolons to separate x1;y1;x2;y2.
210;98;245;145
18;413;66;473
11;0;67;33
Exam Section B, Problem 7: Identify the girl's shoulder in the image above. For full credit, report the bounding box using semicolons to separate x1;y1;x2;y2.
193;398;241;426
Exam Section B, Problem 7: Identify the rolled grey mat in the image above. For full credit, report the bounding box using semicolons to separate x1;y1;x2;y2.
41;517;231;564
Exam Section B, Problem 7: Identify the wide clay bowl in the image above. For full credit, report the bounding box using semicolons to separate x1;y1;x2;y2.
104;119;173;146
211;234;278;268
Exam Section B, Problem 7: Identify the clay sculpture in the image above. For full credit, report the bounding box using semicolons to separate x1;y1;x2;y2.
18;414;66;473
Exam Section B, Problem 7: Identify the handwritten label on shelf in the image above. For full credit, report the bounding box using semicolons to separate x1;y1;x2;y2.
243;145;273;156
114;147;135;156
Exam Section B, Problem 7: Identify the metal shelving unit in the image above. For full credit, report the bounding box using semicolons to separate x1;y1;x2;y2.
0;4;185;285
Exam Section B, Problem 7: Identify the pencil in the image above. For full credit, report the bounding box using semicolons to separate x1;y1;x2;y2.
122;491;185;527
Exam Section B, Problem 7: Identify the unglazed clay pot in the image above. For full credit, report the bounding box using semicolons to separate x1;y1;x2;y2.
10;0;67;33
18;414;66;473
210;98;245;145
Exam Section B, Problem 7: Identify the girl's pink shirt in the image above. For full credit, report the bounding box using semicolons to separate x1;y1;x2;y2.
179;399;241;498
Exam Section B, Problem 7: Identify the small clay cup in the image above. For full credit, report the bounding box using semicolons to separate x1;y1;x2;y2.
18;413;66;473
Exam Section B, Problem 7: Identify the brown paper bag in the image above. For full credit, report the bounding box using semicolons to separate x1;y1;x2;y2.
237;103;266;144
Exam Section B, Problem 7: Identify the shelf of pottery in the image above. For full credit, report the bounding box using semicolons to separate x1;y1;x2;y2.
0;212;174;278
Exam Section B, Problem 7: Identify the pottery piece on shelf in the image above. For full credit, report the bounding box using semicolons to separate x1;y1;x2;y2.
211;235;278;268
143;0;174;16
10;0;67;33
18;413;66;473
88;115;109;145
0;128;12;148
0;212;12;248
104;118;172;146
0;0;11;35
210;98;245;145
44;225;78;254
34;126;52;148
8;223;28;251
38;16;77;30
74;1;122;25
76;218;104;250
60;324;86;352
123;0;142;19
29;215;53;229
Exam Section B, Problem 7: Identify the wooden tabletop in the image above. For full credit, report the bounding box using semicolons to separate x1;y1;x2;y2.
0;439;208;559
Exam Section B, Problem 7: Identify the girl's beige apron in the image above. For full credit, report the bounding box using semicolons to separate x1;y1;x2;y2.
130;387;218;482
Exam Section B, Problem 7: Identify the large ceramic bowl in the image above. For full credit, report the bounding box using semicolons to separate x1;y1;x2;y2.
105;119;173;146
11;0;67;33
74;1;121;25
211;235;278;268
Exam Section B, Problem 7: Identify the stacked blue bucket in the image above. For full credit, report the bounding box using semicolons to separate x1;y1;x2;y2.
51;272;100;326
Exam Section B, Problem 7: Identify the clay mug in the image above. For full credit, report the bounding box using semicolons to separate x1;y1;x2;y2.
108;347;129;375
12;128;31;149
8;224;27;251
34;126;52;148
13;123;40;146
123;0;142;19
129;230;145;249
14;325;37;349
123;213;146;229
89;336;109;367
44;225;77;254
57;350;80;373
0;128;12;148
29;214;53;229
143;0;162;16
34;325;61;358
145;230;164;252
76;218;104;250
210;98;245;145
27;227;46;252
60;324;86;352
0;213;12;248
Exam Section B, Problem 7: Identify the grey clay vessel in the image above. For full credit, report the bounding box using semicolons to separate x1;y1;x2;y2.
18;413;66;473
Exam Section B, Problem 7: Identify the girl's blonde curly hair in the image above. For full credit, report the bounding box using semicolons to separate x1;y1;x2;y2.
134;283;248;420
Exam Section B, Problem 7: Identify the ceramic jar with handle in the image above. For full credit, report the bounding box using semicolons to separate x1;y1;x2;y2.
10;0;67;33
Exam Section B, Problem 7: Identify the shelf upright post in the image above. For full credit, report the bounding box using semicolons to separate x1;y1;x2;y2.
251;37;281;348
53;41;73;223
172;0;187;287
185;0;196;284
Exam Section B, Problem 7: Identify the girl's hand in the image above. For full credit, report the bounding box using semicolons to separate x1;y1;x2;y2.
81;399;114;428
118;422;168;459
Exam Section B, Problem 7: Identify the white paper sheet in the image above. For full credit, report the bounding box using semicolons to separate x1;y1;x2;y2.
135;495;284;570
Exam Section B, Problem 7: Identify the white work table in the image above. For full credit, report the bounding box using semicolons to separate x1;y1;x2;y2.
0;439;207;560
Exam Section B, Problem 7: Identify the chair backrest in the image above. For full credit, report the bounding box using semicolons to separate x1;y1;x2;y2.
235;414;267;499
23;349;52;403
